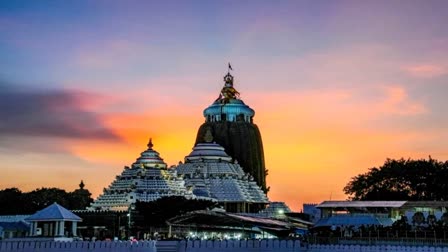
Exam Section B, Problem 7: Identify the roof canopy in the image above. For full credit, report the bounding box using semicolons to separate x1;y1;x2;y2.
314;215;394;228
317;201;448;209
25;203;82;222
317;201;407;209
167;210;292;232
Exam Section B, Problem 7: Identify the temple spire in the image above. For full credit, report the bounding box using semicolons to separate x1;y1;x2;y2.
79;180;85;190
147;138;154;149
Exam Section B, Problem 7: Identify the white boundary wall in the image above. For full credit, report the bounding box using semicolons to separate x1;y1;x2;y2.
307;244;448;252
179;239;301;252
0;241;156;252
2;240;448;252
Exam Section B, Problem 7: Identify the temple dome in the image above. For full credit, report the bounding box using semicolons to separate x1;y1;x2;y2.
132;138;167;169
203;72;254;123
204;99;254;123
185;142;233;163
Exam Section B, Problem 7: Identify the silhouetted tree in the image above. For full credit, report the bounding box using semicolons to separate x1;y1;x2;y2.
344;157;448;200
25;187;70;212
0;181;93;214
0;188;27;215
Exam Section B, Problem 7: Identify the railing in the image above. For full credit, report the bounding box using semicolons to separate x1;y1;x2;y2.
310;236;448;247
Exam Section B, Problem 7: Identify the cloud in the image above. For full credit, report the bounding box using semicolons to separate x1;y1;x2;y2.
402;64;447;78
0;81;120;141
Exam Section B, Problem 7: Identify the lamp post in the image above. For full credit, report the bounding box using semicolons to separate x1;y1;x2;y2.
127;203;135;240
127;212;131;239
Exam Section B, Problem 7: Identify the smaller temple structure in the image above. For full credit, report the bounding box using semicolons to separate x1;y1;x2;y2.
25;203;81;239
176;130;269;213
89;138;193;211
0;216;29;239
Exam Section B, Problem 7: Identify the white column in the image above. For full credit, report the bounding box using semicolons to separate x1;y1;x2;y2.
58;221;65;236
49;223;53;237
72;222;78;237
55;221;59;237
29;222;34;236
33;222;38;236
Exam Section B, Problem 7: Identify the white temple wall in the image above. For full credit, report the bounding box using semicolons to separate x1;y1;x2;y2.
2;240;448;252
0;241;156;252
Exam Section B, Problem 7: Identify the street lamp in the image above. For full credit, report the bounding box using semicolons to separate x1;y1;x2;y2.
127;212;131;239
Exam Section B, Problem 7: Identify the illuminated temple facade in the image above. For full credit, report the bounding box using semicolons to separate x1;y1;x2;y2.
89;139;193;211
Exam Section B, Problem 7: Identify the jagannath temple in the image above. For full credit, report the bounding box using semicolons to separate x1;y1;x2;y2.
195;69;268;192
89;66;270;213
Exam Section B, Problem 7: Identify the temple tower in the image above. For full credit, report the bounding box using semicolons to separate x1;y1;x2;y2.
89;138;193;211
195;67;268;192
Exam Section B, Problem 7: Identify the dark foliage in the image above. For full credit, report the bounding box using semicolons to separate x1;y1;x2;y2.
0;182;93;214
344;157;448;200
135;196;218;227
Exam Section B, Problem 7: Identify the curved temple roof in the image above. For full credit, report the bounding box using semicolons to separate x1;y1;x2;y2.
176;142;269;204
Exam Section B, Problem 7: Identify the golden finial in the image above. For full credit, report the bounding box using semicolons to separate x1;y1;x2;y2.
147;138;153;149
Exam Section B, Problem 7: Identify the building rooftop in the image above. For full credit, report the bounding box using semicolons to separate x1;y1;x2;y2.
314;214;394;227
25;203;82;222
317;201;407;209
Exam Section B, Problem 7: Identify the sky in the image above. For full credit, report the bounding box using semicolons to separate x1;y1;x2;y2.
1;0;448;211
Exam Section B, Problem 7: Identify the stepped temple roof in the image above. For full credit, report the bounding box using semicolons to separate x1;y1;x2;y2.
89;139;193;211
176;136;268;205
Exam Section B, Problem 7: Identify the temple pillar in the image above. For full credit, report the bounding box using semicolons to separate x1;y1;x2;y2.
29;222;34;236
72;222;78;237
58;221;65;236
55;221;59;237
49;223;53;237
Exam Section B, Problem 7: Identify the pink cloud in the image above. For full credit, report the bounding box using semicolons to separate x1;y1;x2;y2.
402;64;447;78
377;85;426;116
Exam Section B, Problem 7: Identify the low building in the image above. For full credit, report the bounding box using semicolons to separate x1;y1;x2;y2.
315;200;448;228
303;203;321;224
26;202;82;239
0;216;30;240
167;209;295;239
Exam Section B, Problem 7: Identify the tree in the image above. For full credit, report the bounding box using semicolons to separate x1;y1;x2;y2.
25;187;70;212
0;188;26;215
0;181;94;214
344;157;448;201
